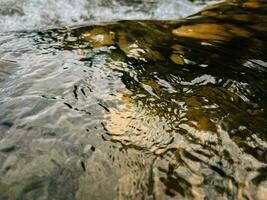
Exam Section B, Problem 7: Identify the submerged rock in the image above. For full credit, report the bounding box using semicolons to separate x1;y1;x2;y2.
0;0;267;199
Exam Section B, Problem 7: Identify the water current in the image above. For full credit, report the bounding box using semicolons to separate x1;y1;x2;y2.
0;0;267;199
0;0;209;32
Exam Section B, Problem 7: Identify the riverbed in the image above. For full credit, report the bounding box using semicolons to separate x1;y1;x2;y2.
0;0;267;199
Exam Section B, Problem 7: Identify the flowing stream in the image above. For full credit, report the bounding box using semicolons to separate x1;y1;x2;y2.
0;0;209;32
1;0;267;199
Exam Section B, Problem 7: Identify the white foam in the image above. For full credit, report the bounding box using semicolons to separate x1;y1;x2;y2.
0;0;207;32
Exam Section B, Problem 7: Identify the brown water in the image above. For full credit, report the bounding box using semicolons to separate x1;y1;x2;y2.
0;0;267;199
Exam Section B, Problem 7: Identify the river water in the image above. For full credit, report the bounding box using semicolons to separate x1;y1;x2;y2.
0;0;267;199
0;0;210;32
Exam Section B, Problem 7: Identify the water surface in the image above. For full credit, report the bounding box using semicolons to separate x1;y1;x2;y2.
0;0;267;199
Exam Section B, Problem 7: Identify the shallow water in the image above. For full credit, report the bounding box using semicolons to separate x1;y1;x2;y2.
1;0;267;199
0;0;209;32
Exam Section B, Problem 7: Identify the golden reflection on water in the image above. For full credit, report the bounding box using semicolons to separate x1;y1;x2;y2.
0;0;267;199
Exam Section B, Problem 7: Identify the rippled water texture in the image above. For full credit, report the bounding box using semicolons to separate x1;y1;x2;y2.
1;0;267;199
0;0;207;32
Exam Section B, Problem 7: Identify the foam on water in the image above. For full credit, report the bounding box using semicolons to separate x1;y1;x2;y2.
0;0;206;32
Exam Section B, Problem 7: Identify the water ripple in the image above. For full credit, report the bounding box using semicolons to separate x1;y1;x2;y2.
0;0;267;199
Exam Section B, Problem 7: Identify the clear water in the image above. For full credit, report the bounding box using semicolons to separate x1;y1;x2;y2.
0;0;207;32
1;0;267;199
